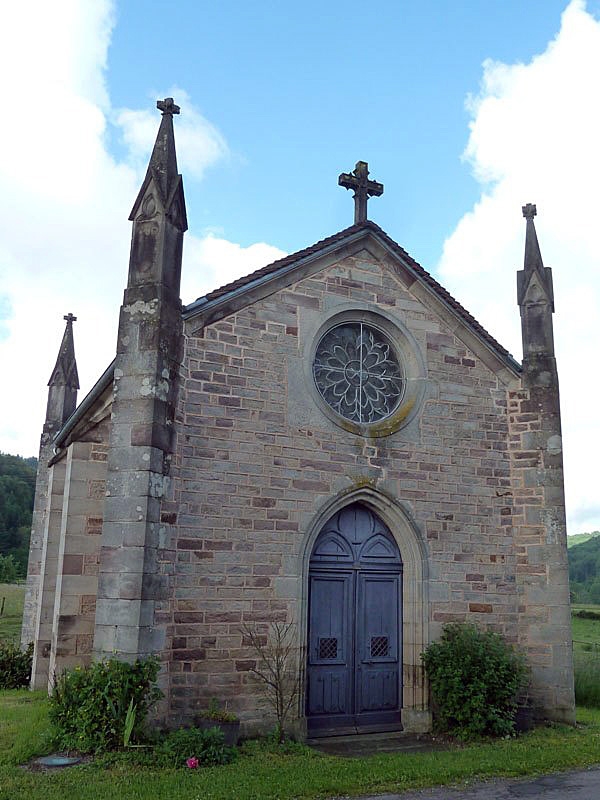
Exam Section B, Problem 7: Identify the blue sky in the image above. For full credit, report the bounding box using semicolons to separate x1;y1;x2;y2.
1;0;599;533
106;0;578;264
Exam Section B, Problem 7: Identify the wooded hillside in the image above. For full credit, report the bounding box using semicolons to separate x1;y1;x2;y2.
569;536;600;604
568;531;600;548
0;452;37;578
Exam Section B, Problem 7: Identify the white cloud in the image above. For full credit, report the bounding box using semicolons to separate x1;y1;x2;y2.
182;234;286;303
0;1;276;458
116;88;229;181
0;0;127;458
438;0;600;533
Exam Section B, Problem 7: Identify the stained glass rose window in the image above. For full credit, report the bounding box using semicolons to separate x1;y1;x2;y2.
313;323;404;423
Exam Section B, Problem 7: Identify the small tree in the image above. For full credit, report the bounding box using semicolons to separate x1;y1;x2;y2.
241;621;301;742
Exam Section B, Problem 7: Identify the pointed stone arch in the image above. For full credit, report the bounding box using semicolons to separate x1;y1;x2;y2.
298;487;431;734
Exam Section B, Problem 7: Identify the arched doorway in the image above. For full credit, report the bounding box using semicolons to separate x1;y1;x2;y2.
306;502;403;736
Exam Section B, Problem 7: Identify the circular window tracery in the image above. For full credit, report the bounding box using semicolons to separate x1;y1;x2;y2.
313;322;404;423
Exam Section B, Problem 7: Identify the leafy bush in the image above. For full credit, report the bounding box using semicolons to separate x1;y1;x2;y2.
0;554;19;583
0;641;33;688
422;622;528;740
573;609;600;621
48;656;163;753
155;726;236;767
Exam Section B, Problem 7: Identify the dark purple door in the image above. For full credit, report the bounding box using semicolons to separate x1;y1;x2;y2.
307;504;402;735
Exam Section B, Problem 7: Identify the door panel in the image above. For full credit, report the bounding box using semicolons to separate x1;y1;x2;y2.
355;573;400;726
307;573;353;726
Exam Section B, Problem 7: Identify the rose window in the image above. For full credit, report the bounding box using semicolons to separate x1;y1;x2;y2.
313;323;404;423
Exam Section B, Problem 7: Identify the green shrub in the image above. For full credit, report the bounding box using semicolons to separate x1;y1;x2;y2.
48;656;163;753
155;726;236;767
196;697;238;723
0;554;19;583
0;640;33;688
573;609;600;621
422;622;528;740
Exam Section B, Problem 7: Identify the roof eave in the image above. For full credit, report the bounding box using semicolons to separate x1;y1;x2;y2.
52;359;115;451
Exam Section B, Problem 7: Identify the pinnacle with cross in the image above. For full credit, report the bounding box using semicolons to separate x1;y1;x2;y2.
338;161;384;224
63;313;77;324
522;203;537;220
157;97;180;116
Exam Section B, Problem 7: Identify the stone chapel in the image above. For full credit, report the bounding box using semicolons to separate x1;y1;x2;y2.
22;98;575;737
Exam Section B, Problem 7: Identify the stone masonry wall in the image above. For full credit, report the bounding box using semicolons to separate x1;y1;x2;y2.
167;251;520;733
48;440;107;679
508;388;574;721
30;438;107;689
22;435;56;651
30;458;67;689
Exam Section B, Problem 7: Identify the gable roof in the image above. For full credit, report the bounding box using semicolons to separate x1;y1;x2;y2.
184;220;520;374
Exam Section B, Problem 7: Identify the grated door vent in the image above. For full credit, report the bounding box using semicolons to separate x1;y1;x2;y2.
370;635;389;658
318;637;338;660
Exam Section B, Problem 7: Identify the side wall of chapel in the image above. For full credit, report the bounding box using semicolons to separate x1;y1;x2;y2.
29;433;108;689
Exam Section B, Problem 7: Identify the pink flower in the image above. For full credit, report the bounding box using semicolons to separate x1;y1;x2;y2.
186;757;199;768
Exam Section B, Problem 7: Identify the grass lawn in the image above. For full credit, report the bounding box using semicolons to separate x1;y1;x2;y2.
571;603;600;707
1;592;599;798
0;691;599;800
572;614;600;651
0;583;25;641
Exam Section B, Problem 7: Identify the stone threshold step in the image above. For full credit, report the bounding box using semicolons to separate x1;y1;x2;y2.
306;731;448;757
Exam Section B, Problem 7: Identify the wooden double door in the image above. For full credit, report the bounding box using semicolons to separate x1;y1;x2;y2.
306;504;403;736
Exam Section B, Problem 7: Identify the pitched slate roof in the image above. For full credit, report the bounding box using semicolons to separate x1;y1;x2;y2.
185;220;518;367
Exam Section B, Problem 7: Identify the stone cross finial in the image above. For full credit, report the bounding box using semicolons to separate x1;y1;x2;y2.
157;97;180;116
338;161;384;224
63;313;77;324
522;203;537;220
